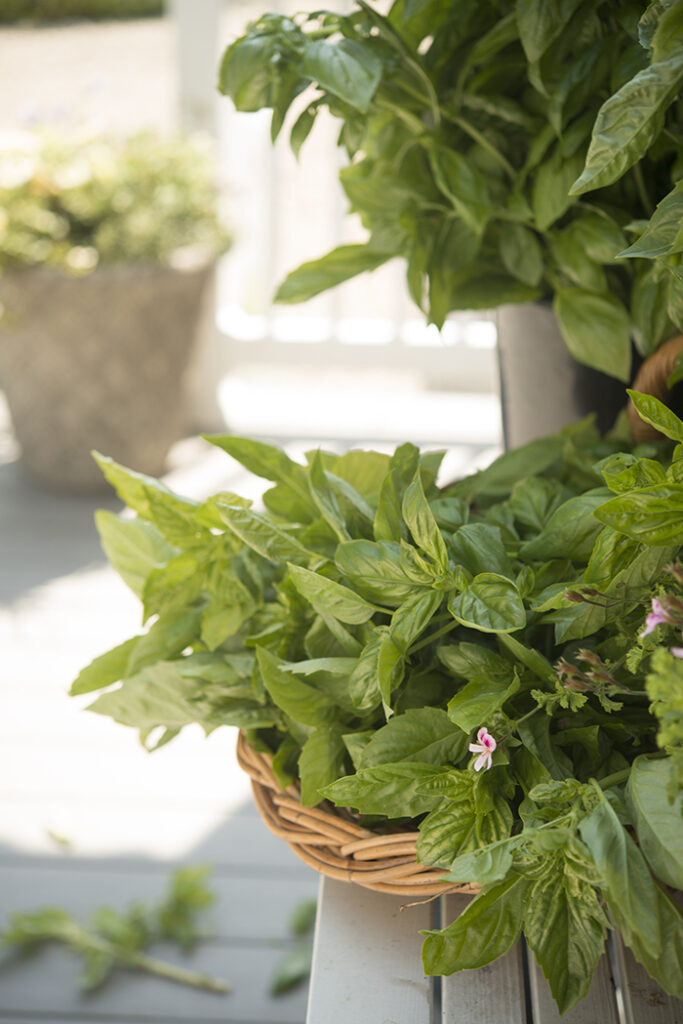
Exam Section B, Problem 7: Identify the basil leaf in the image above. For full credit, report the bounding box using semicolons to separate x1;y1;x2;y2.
359;707;467;769
523;851;609;1014
519;490;610;561
71;637;140;696
95;510;177;599
516;0;584;61
302;39;382;112
275;244;390;303
627;388;683;442
203;435;310;502
571;57;683;195
438;641;515;682
447;672;520;733
553;287;631;381
421;875;529;973
427;144;492;236
417;773;512;869
595;484;683;545
615;886;683;1000
448;573;526;634
322;762;448;817
626;756;683;891
449;522;513;578
335;539;433;606
257;648;337;727
620;180;683;260
287;563;378;624
499;223;543;287
299;725;347;806
531;147;585;231
402;471;449;572
307;450;351;542
217;503;313;565
579;790;662;959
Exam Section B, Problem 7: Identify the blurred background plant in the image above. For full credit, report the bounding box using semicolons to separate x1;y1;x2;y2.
0;0;163;24
0;129;230;275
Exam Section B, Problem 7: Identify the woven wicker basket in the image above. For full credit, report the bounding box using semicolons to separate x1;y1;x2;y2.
628;334;683;442
236;732;479;897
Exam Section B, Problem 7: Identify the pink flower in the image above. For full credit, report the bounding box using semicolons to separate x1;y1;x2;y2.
641;597;673;637
670;647;683;659
469;727;496;772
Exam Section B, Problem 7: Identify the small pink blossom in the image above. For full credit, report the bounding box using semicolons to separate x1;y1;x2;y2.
641;598;673;637
469;727;496;772
670;647;683;659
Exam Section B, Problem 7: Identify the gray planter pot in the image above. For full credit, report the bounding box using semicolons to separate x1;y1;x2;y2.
0;263;212;490
496;302;628;449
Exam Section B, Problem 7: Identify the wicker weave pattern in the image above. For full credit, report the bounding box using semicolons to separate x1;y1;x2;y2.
237;732;479;897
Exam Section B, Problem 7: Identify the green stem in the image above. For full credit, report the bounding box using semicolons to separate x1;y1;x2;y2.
374;96;425;136
633;162;654;217
597;768;630;790
451;116;516;179
124;951;231;994
410;618;458;654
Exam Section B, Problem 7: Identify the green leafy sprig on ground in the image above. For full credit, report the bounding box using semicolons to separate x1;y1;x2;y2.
218;0;683;381
0;867;229;993
74;404;683;1014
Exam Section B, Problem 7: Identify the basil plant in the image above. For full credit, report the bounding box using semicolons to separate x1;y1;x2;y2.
75;401;683;1013
219;0;683;382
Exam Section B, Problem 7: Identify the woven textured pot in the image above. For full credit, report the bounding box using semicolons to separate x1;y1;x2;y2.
0;263;211;491
628;334;683;442
236;732;479;897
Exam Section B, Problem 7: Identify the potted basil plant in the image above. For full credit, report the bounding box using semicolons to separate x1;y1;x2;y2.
218;0;683;441
0;129;230;490
72;399;682;1015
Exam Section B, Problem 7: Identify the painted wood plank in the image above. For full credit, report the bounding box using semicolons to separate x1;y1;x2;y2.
441;894;526;1024
528;947;619;1024
610;930;683;1024
0;942;307;1024
305;877;433;1024
0;864;318;944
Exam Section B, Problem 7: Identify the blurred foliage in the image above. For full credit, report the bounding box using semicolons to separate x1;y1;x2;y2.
0;130;230;272
0;0;163;23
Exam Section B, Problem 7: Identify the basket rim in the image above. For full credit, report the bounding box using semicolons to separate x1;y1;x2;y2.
236;731;480;898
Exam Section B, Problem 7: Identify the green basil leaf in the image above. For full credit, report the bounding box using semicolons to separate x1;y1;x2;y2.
95;510;177;599
531;146;585;231
287;563;378;624
71;637;139;696
626;756;683;891
402;472;449;572
348;631;384;713
627;388;683;441
499;223;543;287
595;483;683;545
620;180;683;260
301;39;383;112
217;503;313;565
614;885;683;999
509;476;568;532
322;762;448;817
516;0;584;61
203;435;310;502
335;539;433;606
427;144;492;236
299;725;347;806
275;244;390;303
218;33;281;111
553;287;631;381
523;851;609;1014
359;707;468;768
579;789;662;958
449;522;513;578
307;449;351;542
651;0;683;62
445;835;525;886
571;57;683;195
447;673;520;734
438;641;515;682
448;573;526;634
257;648;337;727
519;489;610;561
421;875;529;973
451;435;564;502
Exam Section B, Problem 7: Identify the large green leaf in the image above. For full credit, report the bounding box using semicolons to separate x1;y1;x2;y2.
579;790;662;958
71;637;139;696
427;145;492;236
322;762;448;817
595;483;683;545
499;224;543;287
421;875;529;973
531;147;585;231
523;851;609;1014
308;449;351;543
217;503;313;565
519;490;610;561
301;38;383;112
417;775;512;868
203;435;310;502
449;523;513;578
619;180;683;260
287;563;378;624
447;673;519;733
448;573;526;633
335;539;433;606
626;389;683;442
359;707;467;768
516;0;584;61
299;726;347;806
95;511;176;599
626;756;683;890
275;245;391;304
402;472;449;572
257;648;338;727
553;287;631;380
571;57;683;195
